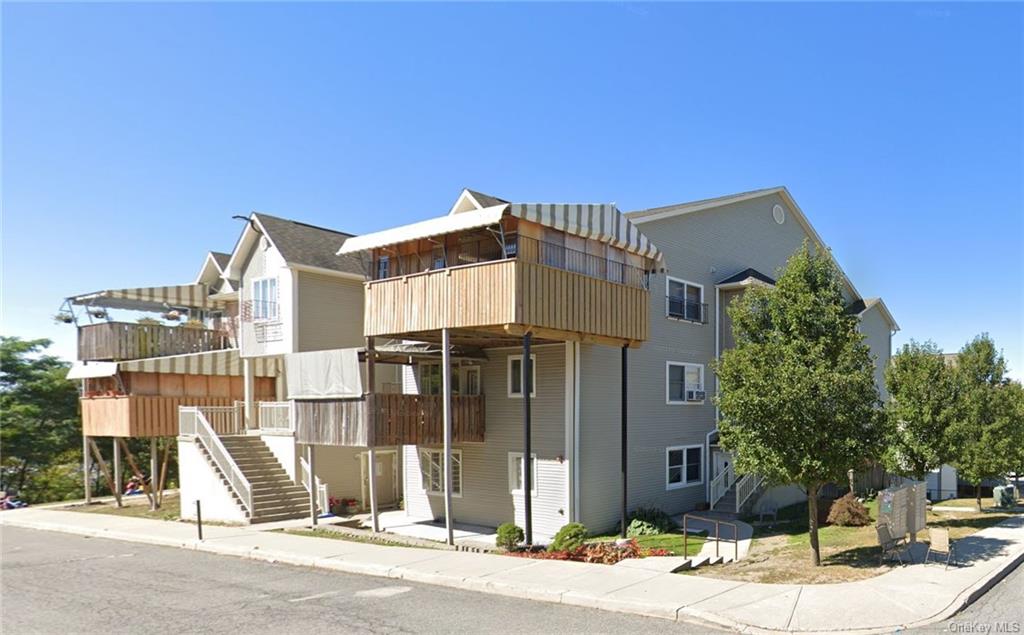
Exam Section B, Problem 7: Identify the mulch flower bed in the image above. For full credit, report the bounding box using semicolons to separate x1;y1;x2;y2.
507;538;671;565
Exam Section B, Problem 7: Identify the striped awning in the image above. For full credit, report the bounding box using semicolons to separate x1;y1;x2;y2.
68;283;222;311
68;350;281;378
338;202;662;262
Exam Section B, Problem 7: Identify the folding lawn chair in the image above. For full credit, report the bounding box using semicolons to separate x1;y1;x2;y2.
876;523;906;566
925;527;957;569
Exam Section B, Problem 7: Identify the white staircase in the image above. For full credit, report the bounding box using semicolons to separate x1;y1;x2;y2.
180;406;310;524
710;468;765;517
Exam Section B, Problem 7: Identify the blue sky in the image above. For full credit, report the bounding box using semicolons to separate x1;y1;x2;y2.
3;2;1022;377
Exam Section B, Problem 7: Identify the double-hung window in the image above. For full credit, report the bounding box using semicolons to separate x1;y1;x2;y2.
421;449;462;497
251;277;278;321
508;452;538;495
667;277;704;323
666;445;703;489
508;354;537;398
667;362;704;404
419;362;442;395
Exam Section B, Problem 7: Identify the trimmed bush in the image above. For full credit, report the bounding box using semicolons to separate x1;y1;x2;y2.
548;522;588;552
626;518;661;538
826;493;872;527
628;506;675;534
496;523;525;550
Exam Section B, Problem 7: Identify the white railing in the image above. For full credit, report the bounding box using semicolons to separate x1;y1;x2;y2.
258;401;293;433
179;406;252;514
735;472;764;513
198;403;244;436
709;463;735;510
299;453;329;515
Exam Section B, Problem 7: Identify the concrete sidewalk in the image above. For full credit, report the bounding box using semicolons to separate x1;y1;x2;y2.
3;508;1022;634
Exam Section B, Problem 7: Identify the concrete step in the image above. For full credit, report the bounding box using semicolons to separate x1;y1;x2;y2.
250;510;310;524
688;555;710;569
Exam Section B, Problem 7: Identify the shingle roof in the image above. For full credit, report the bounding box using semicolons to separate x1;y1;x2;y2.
210;251;231;271
626;186;784;220
465;189;509;208
717;268;776;286
253;213;364;276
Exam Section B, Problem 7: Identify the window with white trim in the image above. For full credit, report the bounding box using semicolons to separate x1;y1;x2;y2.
507;354;537;398
666;362;704;404
666;277;704;323
666;445;703;489
508;452;537;495
251;277;279;321
419;362;442;396
420;449;462;497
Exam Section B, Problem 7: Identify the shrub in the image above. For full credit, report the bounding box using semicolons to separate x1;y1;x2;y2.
496;523;525;550
548;522;588;552
826;493;872;526
629;506;675;534
627;518;661;537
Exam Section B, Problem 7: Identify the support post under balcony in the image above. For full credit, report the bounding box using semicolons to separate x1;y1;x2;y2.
366;336;380;534
620;344;628;539
523;332;533;546
442;328;454;546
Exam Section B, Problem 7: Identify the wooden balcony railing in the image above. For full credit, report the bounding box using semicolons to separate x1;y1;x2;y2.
364;259;648;345
81;395;237;437
295;393;485;447
373;393;485;445
78;321;234;361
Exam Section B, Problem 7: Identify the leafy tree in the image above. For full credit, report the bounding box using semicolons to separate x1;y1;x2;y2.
716;242;882;566
947;335;1018;510
0;337;81;502
883;340;957;480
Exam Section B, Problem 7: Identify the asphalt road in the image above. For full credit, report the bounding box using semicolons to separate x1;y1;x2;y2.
1;526;719;634
907;557;1024;634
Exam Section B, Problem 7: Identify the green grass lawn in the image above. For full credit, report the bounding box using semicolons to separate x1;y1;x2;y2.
591;530;706;557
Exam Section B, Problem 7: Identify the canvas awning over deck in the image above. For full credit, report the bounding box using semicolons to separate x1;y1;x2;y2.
68;283;223;311
338;202;663;263
67;349;281;379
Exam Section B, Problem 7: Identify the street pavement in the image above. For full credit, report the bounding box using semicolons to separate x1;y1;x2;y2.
1;526;719;634
907;559;1024;634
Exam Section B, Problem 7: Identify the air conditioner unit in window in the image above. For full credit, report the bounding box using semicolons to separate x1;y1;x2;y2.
686;390;706;402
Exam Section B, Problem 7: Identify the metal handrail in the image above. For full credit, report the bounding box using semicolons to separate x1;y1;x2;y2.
299;453;328;514
684;513;739;562
179;406;252;514
258;401;293;433
666;298;709;324
735;473;764;513
709;463;735;510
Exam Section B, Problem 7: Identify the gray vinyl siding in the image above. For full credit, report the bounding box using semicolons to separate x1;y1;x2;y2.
579;192;848;531
858;304;892;402
403;345;568;536
296;271;365;352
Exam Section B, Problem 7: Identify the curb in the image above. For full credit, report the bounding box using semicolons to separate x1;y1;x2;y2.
3;514;1020;633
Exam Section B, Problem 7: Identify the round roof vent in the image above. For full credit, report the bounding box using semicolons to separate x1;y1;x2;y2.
772;204;785;224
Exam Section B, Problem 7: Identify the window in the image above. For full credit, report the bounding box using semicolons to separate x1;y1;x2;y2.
251;277;278;321
431;246;446;270
420;449;462;497
508;452;538;495
666;445;703;489
464;367;481;396
667;277;704;323
376;256;390;280
507;354;537;398
419;363;442;396
666;362;704;404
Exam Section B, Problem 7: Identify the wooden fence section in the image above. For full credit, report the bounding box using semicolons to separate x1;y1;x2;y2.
374;393;485;445
294;399;368;447
81;395;235;437
78;322;233;361
363;259;648;344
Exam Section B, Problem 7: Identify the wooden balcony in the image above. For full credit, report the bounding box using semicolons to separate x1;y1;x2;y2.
363;259;648;347
373;393;485;445
295;393;485;447
80;395;238;437
78;321;234;361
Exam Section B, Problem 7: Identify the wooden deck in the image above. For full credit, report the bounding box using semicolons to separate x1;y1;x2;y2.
295;393;485;447
363;259;648;346
78;322;233;361
80;395;238;437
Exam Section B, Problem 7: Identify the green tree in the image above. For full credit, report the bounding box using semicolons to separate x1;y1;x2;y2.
883;340;957;480
715;243;882;566
947;335;1018;510
0;337;81;502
